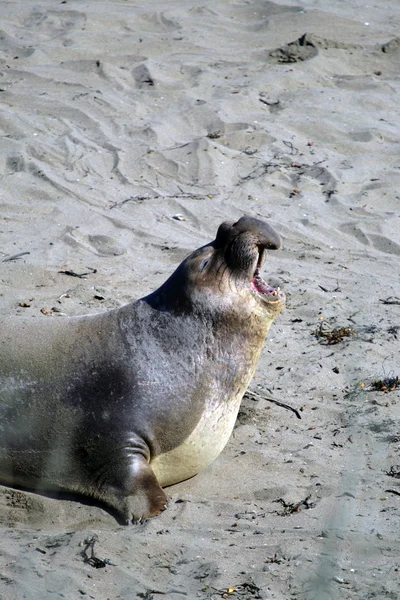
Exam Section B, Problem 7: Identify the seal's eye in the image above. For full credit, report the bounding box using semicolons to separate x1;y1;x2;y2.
199;258;210;273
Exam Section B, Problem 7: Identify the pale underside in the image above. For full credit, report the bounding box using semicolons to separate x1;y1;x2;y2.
151;387;245;487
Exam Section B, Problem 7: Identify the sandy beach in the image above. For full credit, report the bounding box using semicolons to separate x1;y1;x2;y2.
1;1;399;598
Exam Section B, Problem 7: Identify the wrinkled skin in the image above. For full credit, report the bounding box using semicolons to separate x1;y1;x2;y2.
0;216;285;523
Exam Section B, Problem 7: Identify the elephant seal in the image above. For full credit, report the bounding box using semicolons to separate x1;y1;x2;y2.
0;216;285;523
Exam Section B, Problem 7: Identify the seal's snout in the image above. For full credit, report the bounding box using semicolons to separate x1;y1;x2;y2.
233;216;281;251
215;216;281;251
210;215;285;310
213;216;285;308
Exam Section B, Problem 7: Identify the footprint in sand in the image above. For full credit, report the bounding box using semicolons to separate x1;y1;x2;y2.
340;223;400;255
0;30;35;59
63;228;126;257
131;11;181;34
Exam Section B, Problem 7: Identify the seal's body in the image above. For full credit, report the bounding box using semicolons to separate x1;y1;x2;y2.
0;217;285;522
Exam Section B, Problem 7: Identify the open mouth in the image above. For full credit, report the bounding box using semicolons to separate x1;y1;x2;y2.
250;250;282;300
251;267;280;297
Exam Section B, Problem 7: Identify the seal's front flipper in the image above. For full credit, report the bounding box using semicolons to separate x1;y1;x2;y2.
101;457;167;524
125;459;167;524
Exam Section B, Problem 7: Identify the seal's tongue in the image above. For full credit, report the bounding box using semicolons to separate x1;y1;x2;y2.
251;268;279;296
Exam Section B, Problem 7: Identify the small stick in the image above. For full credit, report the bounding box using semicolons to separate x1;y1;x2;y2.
2;251;30;262
58;267;97;279
385;489;400;497
246;389;302;419
259;98;280;106
380;297;400;305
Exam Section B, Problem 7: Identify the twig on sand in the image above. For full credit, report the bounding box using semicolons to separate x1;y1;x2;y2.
2;251;30;262
380;296;400;305
246;389;302;420
58;267;97;279
385;489;400;497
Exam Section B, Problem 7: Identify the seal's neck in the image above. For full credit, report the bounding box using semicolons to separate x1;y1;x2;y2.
142;287;271;353
140;266;275;346
142;281;191;315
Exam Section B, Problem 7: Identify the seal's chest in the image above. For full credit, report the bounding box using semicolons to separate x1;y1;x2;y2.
150;390;243;487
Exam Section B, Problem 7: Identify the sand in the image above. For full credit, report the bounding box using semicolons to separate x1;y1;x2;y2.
1;0;400;598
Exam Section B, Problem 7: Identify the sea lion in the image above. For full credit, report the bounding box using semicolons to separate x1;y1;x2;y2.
0;216;285;523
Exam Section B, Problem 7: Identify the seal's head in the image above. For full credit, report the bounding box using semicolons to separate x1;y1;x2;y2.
153;216;285;324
